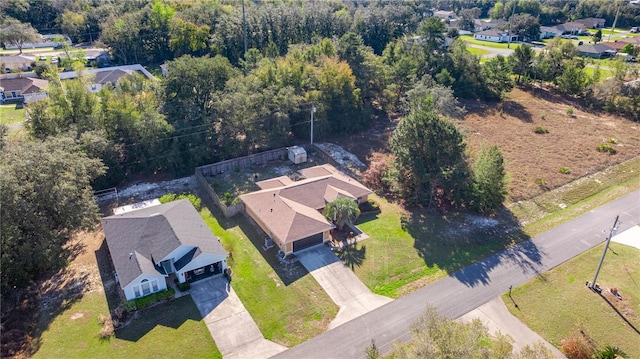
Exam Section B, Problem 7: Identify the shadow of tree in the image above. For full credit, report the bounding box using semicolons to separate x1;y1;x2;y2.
115;296;202;342
502;100;533;122
336;243;367;271
95;239;122;315
403;207;545;287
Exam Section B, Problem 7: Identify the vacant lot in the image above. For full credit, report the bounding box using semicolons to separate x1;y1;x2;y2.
503;241;640;355
0;104;25;125
459;88;640;202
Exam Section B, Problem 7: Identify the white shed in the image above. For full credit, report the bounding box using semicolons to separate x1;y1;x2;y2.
288;146;307;164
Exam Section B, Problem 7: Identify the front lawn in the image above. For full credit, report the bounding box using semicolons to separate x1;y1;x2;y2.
461;35;520;50
502;241;640;355
33;293;220;359
466;46;491;56
0;103;26;125
199;204;337;347
348;194;527;298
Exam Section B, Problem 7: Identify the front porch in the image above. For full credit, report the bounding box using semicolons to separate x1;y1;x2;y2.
184;261;223;283
327;223;369;250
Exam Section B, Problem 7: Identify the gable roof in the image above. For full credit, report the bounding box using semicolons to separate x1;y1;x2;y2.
241;164;371;244
0;77;49;94
0;55;36;64
573;18;606;28
93;69;134;85
102;199;225;288
600;41;628;50
578;44;613;54
475;29;506;37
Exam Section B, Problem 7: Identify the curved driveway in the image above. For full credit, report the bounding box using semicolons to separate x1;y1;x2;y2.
273;190;640;358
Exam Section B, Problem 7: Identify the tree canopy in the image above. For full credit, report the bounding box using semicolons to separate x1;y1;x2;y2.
324;197;360;231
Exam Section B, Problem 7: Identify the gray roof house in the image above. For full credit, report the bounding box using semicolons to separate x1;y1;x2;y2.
578;44;615;59
102;199;227;300
0;76;49;103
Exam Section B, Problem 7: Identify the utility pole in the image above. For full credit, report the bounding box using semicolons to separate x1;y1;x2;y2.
310;104;316;145
608;1;621;42
590;215;620;290
507;0;517;49
242;0;248;55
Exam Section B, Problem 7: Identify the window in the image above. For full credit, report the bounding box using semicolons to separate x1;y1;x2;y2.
141;279;151;295
133;286;141;298
151;280;158;292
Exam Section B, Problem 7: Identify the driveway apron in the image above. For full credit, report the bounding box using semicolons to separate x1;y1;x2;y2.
297;245;393;329
189;276;287;359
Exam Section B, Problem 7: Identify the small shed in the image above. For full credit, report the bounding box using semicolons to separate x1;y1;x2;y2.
288;146;307;164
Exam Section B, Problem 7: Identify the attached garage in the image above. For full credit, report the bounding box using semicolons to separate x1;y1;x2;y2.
293;232;324;252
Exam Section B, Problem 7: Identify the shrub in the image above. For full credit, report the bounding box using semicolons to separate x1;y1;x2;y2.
540;114;545;120
362;153;394;194
234;166;240;173
596;144;617;154
566;107;574;116
535;178;547;186
534;126;549;134
177;282;191;292
98;314;108;325
159;193;202;210
596;345;628;359
359;199;381;213
98;318;114;339
559;167;571;174
606;137;617;144
561;336;595;359
223;192;234;206
130;288;175;310
212;181;219;189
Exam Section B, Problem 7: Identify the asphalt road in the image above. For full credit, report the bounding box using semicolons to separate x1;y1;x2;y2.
273;189;640;359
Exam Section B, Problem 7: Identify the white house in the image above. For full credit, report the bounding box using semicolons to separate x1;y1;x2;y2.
0;76;48;103
4;34;72;50
102;199;228;301
473;29;517;43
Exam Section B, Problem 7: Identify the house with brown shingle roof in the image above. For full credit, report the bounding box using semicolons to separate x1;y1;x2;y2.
0;76;48;103
240;164;371;254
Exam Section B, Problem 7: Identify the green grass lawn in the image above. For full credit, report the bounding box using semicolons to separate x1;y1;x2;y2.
200;204;337;347
466;47;491;56
461;35;520;50
502;241;640;355
584;66;615;80
33;293;220;359
0;103;26;125
347;194;527;298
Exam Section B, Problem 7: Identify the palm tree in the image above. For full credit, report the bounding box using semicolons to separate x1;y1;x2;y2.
324;197;360;231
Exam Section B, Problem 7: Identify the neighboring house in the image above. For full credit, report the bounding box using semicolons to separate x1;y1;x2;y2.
4;34;72;50
578;44;614;58
539;26;562;39
0;76;48;103
434;10;456;20
83;49;110;67
600;41;628;52
240;164;371;255
621;37;640;46
473;29;517;43
58;64;157;92
573;18;606;29
160;63;168;77
102;199;228;301
473;19;507;32
1;55;36;72
555;22;587;35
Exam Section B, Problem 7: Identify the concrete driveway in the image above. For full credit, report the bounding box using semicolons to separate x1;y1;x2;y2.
189;276;287;359
297;245;393;329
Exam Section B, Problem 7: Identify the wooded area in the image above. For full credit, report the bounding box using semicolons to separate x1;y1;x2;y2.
1;0;639;293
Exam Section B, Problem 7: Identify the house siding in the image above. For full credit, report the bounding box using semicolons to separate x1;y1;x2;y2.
123;273;167;301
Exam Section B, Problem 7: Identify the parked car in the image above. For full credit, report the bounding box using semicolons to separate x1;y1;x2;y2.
631;27;639;33
39;55;47;61
50;56;58;64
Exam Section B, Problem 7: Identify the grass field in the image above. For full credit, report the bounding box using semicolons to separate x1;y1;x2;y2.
0;103;26;124
466;46;491;56
200;203;337;346
502;241;640;355
461;35;520;50
345;194;528;298
460;88;640;202
33;293;220;359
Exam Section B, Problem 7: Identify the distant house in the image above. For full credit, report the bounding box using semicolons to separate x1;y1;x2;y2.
240;164;371;255
1;55;36;72
473;29;517;43
434;10;456;20
540;26;562;40
578;44;614;59
102;199;228;301
83;49;110;67
473;19;507;32
0;77;48;103
58;64;157;92
573;18;606;29
4;34;72;50
600;41;628;52
555;22;587;35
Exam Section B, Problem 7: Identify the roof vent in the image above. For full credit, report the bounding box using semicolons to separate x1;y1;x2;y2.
129;253;133;260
